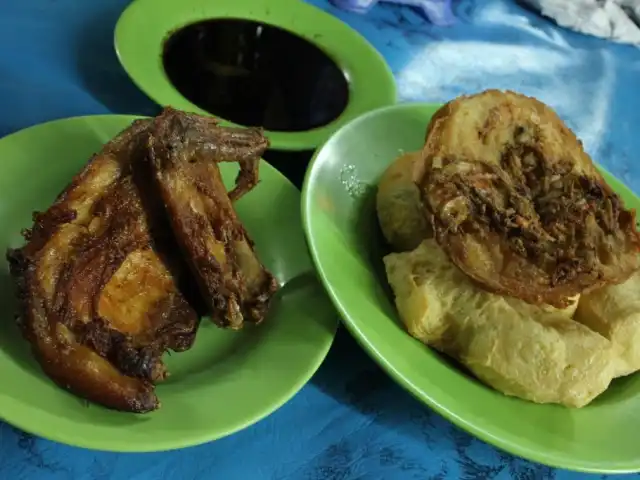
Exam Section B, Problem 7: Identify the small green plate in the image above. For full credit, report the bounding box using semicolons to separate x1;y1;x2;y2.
114;0;397;151
0;115;338;452
302;103;640;474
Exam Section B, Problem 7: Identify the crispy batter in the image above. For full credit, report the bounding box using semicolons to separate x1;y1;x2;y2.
148;108;279;329
420;90;640;308
6;120;199;413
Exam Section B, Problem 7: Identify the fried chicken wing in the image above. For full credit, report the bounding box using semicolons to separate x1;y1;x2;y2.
420;90;640;308
148;108;278;329
7;120;199;413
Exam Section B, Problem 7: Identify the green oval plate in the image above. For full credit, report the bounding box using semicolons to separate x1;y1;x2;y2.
114;0;396;152
0;115;338;452
302;103;640;474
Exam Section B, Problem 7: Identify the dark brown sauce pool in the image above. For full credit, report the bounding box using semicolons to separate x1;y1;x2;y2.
162;19;350;132
262;149;314;189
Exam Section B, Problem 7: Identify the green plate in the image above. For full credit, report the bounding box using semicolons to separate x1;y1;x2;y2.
0;115;338;452
302;103;640;474
114;0;397;151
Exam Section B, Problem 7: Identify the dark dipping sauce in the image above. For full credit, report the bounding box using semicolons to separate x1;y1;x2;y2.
162;19;350;132
262;149;314;189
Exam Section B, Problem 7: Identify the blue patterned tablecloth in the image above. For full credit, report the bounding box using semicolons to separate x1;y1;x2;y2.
1;0;639;478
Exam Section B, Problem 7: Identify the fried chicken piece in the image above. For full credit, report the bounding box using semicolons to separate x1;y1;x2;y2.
7;120;199;413
420;90;640;308
148;108;279;329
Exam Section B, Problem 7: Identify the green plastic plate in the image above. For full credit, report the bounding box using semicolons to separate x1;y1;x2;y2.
302;103;640;474
0;115;338;452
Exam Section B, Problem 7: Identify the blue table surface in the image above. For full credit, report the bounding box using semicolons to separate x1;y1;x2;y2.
1;0;639;478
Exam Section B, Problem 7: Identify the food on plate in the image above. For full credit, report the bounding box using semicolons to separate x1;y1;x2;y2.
575;272;640;377
376;151;431;252
6;108;278;412
419;90;640;308
6;119;199;413
379;89;640;407
384;240;616;408
148;108;278;329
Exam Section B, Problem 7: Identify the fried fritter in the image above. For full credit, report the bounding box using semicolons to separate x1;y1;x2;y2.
376;151;432;252
420;90;640;308
7;120;199;413
148;108;279;329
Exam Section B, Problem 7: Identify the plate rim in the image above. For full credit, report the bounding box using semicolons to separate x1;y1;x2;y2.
0;114;339;453
113;0;397;152
301;101;640;474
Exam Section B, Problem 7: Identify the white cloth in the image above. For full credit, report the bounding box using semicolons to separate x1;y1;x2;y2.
522;0;640;45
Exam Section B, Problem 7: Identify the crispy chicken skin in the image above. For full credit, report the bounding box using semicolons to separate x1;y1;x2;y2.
420;90;640;308
148;108;279;329
6;120;199;413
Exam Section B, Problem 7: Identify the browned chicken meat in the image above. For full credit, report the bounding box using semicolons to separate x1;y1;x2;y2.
419;90;640;308
148;108;279;329
7;108;280;412
7;119;200;413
